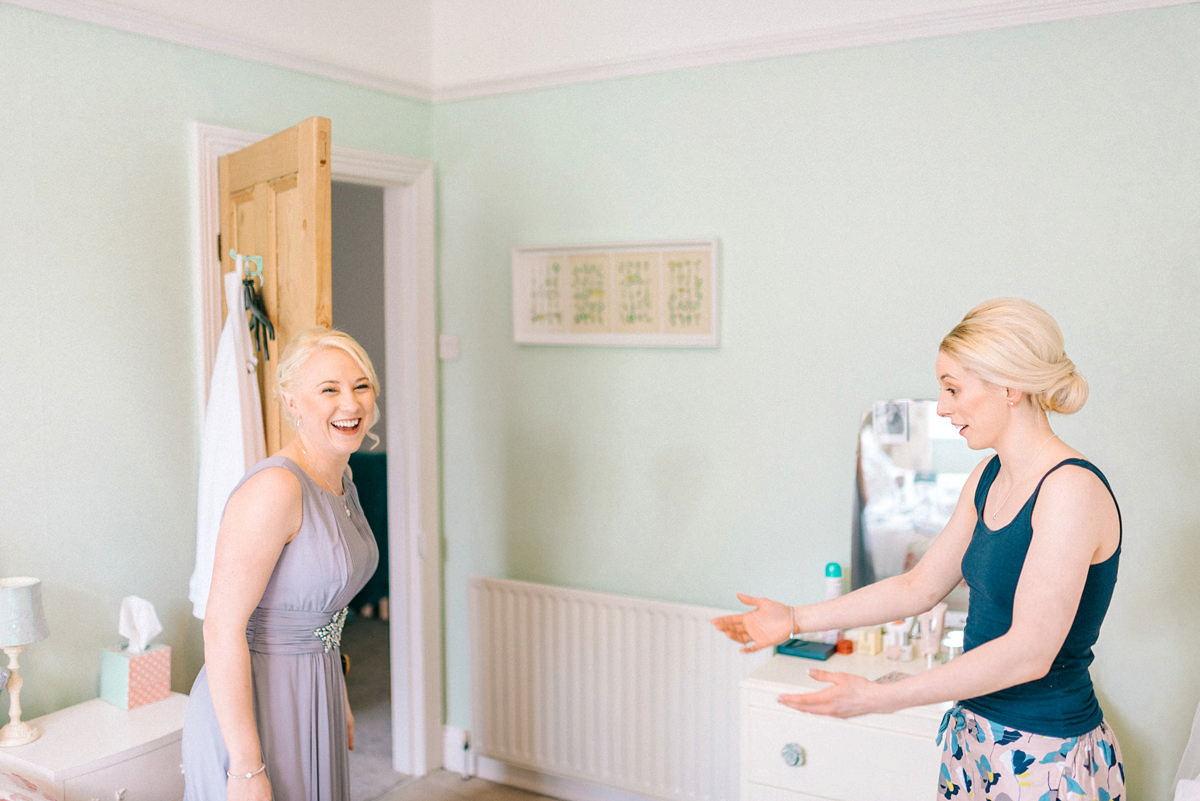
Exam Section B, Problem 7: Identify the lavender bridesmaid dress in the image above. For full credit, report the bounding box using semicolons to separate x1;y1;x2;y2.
182;456;379;801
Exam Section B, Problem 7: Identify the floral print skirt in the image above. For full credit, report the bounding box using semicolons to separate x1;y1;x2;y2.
937;705;1125;800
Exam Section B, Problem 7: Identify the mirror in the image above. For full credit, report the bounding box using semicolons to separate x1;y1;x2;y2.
851;399;978;612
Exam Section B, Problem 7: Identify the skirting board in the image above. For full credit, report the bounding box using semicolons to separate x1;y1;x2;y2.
443;727;655;801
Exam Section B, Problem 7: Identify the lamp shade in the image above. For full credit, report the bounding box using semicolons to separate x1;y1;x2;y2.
0;577;49;648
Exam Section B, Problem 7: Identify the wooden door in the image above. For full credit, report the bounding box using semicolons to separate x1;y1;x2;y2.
218;116;332;453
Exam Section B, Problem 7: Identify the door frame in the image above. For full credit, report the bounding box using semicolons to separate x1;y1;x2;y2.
193;121;443;777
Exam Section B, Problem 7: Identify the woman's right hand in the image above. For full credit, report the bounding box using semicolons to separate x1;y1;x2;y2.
226;770;272;801
711;593;795;653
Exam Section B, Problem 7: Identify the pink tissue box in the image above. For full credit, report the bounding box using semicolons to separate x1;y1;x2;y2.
99;644;171;709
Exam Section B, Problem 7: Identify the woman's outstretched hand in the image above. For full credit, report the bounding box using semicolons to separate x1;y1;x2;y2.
778;668;883;719
711;593;793;653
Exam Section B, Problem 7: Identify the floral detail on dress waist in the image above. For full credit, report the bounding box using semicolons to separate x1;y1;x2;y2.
314;607;349;653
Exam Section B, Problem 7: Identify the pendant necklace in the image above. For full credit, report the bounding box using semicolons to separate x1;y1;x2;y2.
991;433;1058;521
297;439;352;518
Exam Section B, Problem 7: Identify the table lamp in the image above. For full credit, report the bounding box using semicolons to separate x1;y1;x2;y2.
0;577;50;747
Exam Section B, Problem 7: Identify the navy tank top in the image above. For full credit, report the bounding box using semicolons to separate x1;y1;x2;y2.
960;457;1120;737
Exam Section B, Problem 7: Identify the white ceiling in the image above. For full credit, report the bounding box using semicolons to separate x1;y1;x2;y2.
7;0;1191;101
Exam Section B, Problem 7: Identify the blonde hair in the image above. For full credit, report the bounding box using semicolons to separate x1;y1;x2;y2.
940;298;1088;414
277;326;382;445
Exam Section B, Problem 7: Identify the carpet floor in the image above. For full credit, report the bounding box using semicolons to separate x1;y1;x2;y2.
343;615;410;801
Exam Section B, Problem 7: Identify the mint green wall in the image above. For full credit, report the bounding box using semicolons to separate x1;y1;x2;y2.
433;7;1199;798
0;1;430;715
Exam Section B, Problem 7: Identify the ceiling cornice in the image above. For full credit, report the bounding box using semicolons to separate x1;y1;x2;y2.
432;0;1193;101
6;0;435;101
7;0;1192;104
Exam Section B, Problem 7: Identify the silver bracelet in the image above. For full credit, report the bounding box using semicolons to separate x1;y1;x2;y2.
227;763;267;779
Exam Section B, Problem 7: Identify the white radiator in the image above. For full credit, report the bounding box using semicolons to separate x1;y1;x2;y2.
468;577;769;801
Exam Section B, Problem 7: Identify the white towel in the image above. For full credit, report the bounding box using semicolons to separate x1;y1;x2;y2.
188;270;267;619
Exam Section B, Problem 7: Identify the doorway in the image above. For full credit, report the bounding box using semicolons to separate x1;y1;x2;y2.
332;180;404;799
193;122;443;779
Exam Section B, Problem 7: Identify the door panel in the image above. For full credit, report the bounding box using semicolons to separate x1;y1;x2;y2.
218;116;332;453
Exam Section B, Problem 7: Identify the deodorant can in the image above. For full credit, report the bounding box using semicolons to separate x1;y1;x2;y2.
824;562;843;644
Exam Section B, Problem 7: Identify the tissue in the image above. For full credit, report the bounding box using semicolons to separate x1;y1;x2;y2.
100;596;171;709
119;595;162;654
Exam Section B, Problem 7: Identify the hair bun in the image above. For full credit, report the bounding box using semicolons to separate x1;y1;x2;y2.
1041;363;1088;414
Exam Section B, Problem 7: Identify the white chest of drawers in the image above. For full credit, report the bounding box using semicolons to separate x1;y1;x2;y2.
0;693;188;801
740;653;946;801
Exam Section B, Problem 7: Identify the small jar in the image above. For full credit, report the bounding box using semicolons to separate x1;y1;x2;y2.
942;629;964;660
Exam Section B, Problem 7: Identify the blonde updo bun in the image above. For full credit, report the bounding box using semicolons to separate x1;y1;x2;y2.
940;298;1088;415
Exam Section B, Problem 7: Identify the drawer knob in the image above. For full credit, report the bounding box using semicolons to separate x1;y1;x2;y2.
781;743;806;767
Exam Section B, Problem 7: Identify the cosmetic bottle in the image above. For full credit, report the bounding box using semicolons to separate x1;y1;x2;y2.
916;602;948;668
884;618;914;661
823;562;843;644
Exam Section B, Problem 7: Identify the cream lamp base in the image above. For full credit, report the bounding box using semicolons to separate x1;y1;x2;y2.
0;719;40;747
1;644;41;747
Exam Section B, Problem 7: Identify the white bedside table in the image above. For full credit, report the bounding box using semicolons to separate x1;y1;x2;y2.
740;654;947;801
0;692;188;801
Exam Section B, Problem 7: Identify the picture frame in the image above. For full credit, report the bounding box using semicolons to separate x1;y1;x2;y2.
511;239;719;347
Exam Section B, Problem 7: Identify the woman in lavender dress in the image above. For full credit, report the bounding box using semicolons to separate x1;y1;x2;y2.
183;328;381;801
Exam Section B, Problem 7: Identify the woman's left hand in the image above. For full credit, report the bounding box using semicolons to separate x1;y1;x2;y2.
344;691;356;751
777;669;885;719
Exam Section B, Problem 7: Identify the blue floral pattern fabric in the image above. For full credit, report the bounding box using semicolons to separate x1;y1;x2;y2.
937;705;1124;800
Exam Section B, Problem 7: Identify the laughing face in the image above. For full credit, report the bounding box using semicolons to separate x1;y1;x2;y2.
285;345;377;457
935;350;1009;450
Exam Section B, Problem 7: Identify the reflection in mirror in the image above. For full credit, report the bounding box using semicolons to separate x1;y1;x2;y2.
851;399;979;612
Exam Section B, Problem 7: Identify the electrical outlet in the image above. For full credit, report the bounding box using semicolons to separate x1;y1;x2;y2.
444;726;474;776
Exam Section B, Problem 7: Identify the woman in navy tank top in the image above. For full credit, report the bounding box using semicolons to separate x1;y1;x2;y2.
714;298;1124;799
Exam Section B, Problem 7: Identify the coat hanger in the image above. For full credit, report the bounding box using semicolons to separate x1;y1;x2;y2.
231;250;275;359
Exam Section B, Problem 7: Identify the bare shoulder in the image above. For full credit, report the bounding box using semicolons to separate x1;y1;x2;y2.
223;465;304;543
231;465;302;505
1039;459;1115;504
1033;459;1120;561
241;463;303;493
